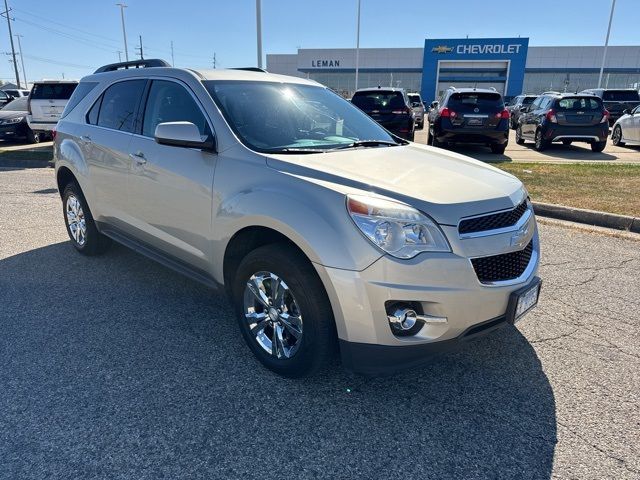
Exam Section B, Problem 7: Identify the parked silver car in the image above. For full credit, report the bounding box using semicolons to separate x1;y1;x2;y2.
54;59;541;377
611;104;640;147
408;92;425;129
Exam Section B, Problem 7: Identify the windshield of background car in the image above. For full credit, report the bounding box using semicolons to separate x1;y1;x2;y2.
522;96;536;105
3;97;27;111
602;90;640;102
204;81;398;153
31;83;78;100
555;97;602;111
351;91;406;112
448;92;504;113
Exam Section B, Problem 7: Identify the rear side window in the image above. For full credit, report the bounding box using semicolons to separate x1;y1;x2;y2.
30;83;78;100
60;82;98;119
141;80;209;138
94;80;146;133
556;97;602;111
351;91;406;111
602;90;640;102
448;92;504;113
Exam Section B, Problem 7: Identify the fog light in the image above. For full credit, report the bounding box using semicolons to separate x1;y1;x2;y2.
388;308;419;331
386;303;448;337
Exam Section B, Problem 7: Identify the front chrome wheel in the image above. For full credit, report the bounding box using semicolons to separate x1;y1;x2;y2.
243;271;303;359
65;194;86;246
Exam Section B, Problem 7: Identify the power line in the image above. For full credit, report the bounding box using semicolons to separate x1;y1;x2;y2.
22;54;92;70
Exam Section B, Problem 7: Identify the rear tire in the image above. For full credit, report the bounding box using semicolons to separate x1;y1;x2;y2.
232;243;336;378
534;129;548;152
62;182;111;255
612;125;625;146
430;127;444;148
591;141;606;153
515;126;525;145
490;144;506;154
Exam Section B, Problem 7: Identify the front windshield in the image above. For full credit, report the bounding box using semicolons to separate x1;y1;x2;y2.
203;81;399;153
2;97;27;111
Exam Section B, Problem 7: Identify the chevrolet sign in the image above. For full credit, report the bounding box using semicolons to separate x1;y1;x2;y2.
432;45;453;54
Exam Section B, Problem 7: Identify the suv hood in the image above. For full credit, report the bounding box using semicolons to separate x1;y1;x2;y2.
267;144;524;225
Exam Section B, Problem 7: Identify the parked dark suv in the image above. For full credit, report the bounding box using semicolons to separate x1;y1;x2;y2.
426;87;510;154
515;93;609;152
506;95;537;129
351;87;415;140
580;89;640;126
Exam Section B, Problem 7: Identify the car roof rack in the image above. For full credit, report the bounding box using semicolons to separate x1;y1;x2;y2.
231;67;267;72
94;59;171;74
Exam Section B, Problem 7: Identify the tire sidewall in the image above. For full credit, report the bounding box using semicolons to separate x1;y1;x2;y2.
232;245;333;377
612;126;622;145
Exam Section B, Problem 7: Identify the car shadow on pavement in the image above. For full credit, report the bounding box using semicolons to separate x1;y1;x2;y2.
520;143;618;161
0;242;557;479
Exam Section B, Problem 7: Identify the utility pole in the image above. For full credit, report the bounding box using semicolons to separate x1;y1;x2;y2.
116;3;129;62
255;0;262;68
135;35;144;59
170;41;175;66
354;0;361;92
212;52;216;69
14;33;26;87
3;0;20;87
117;50;122;62
598;0;616;88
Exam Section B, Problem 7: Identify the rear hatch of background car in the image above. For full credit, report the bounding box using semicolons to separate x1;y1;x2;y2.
351;90;412;128
602;90;640;116
28;82;78;123
553;96;605;127
445;92;507;129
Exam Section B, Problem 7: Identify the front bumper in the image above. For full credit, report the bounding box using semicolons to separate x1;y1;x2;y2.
0;122;29;140
314;224;540;375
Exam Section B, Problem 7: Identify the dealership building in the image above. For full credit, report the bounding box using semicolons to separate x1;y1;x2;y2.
266;37;640;102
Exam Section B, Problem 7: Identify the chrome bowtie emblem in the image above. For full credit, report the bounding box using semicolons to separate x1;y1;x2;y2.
474;107;479;113
510;223;530;248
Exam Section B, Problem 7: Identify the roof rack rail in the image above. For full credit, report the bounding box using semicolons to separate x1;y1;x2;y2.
448;86;457;91
230;67;267;72
489;87;497;91
94;59;171;74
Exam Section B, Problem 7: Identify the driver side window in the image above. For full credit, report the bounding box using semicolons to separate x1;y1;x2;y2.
142;80;210;138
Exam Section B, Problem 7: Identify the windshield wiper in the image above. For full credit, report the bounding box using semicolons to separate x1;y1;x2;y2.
267;147;326;154
330;140;400;150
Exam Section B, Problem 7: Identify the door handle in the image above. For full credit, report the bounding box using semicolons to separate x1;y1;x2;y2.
129;151;147;165
80;135;92;143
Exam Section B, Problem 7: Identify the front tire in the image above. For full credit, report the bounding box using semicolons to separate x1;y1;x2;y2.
62;182;111;255
591;141;606;152
26;130;40;144
612;125;625;146
233;243;336;377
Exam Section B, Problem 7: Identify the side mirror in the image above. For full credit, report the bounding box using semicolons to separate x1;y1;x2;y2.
622;109;630;115
430;101;438;108
154;121;215;151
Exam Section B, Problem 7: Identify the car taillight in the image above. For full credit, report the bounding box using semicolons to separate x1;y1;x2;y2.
51;129;57;141
600;109;610;124
546;109;558;123
391;107;411;115
440;107;456;118
27;99;32;115
495;109;510;119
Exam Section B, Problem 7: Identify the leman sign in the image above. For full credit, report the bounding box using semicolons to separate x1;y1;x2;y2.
311;59;340;67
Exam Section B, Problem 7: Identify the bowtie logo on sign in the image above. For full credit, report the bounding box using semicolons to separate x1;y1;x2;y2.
431;45;453;54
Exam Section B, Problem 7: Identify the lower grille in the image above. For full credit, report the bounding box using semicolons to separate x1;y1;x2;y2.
471;241;534;283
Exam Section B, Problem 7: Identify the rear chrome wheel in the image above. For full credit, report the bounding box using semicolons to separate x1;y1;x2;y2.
534;129;547;151
65;194;87;246
515;126;525;145
243;271;303;359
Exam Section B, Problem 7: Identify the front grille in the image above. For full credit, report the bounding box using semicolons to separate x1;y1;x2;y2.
459;201;528;235
471;241;534;283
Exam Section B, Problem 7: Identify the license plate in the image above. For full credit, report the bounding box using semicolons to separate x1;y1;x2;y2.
507;279;541;324
467;118;483;126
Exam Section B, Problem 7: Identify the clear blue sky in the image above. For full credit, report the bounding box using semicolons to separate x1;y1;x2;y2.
2;0;638;84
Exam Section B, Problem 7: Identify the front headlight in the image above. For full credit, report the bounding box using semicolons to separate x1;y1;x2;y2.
1;116;24;124
347;194;451;259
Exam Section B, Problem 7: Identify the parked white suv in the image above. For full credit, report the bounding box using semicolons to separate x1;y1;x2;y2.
27;80;78;134
54;59;541;377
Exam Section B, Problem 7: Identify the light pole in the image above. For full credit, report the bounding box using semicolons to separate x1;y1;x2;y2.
116;3;129;62
354;0;361;93
256;0;262;69
598;0;616;88
3;0;20;87
14;33;26;87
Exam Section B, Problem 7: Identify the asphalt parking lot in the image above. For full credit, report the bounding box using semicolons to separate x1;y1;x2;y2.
0;167;639;479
